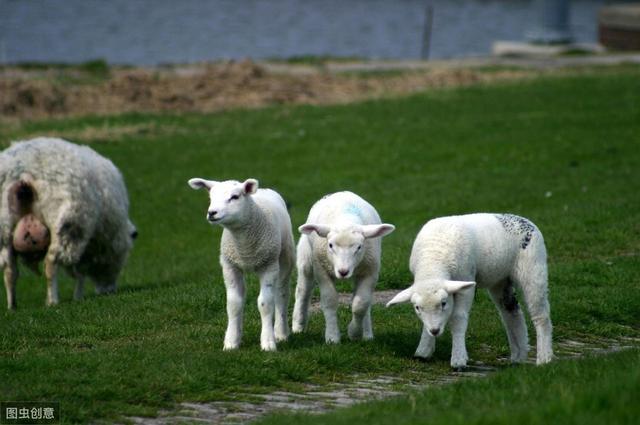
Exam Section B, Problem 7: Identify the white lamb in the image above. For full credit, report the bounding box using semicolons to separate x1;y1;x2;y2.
387;213;553;367
188;177;295;351
293;191;395;343
0;137;137;309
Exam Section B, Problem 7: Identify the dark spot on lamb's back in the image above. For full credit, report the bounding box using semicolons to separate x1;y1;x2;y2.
495;213;535;250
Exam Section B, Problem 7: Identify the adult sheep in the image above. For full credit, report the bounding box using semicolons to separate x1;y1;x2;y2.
387;213;553;367
188;177;295;351
293;191;395;344
0;137;137;309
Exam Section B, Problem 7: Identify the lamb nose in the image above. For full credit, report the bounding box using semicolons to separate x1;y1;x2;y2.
430;328;440;336
208;211;218;219
338;269;349;277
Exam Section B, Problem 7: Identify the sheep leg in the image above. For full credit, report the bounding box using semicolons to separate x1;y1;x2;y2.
348;273;377;341
292;238;314;333
67;267;85;301
415;325;436;359
274;265;291;343
4;250;18;310
221;260;246;350
488;279;529;363
316;268;340;344
257;265;280;351
449;286;475;369
44;256;59;306
515;263;553;365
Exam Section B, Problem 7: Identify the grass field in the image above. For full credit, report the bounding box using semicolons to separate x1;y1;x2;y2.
1;66;639;423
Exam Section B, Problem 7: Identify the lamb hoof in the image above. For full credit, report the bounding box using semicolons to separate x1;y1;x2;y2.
451;365;468;372
261;341;277;352
292;323;305;334
413;355;431;363
275;333;289;343
223;342;240;351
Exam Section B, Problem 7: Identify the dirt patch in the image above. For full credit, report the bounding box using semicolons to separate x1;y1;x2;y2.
0;60;531;120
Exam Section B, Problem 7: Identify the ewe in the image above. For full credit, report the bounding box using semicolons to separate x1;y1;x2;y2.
387;213;553;367
188;178;295;351
0;138;137;309
293;191;395;343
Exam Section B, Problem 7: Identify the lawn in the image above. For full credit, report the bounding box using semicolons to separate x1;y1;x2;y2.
1;66;639;423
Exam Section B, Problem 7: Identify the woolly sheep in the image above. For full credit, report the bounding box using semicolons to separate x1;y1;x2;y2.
188;177;295;351
293;191;395;343
0;137;137;309
387;213;553;367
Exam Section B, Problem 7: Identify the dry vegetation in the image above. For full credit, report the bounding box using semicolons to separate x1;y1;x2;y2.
0;60;532;120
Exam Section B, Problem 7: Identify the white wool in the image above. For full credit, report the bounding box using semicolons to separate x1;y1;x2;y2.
0;137;135;308
387;213;553;367
188;178;295;351
293;191;395;343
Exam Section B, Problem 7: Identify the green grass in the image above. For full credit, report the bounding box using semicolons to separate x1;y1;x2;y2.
258;349;640;425
1;66;639;423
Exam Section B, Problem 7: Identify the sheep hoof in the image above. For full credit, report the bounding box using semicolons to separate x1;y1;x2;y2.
223;343;240;351
275;333;289;343
413;355;431;363
451;365;468;372
261;341;277;352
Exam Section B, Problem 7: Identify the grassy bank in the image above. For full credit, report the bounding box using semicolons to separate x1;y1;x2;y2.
1;66;639;423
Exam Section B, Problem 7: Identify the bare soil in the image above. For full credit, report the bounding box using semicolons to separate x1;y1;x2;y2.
0;60;531;121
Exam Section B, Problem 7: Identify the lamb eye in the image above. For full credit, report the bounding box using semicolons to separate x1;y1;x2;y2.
329;243;333;249
356;245;362;251
414;305;420;311
229;194;240;201
441;301;447;308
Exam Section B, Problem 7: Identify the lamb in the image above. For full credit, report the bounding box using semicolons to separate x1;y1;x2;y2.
387;213;553;367
0;137;137;309
188;177;295;351
293;191;395;343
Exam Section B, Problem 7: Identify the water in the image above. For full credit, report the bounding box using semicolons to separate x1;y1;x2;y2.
0;0;605;65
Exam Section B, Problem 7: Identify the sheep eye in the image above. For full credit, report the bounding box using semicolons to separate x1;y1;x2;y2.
329;243;333;249
229;194;240;201
441;301;447;309
356;245;362;251
414;305;420;311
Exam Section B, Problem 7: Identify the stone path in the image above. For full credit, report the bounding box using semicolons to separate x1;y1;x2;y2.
129;291;640;425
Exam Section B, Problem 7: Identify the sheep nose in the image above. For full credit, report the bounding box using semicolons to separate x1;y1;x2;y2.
338;269;349;277
207;210;218;220
430;328;440;336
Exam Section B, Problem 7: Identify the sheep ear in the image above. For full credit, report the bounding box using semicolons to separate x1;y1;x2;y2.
386;286;414;307
242;178;259;195
444;280;476;294
299;223;331;237
188;178;215;190
361;223;395;239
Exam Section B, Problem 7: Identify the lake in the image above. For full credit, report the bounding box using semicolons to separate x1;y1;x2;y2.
0;0;605;65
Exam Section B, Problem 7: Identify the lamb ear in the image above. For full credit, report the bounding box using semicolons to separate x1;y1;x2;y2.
242;178;259;195
188;178;216;190
386;286;414;307
299;223;331;237
444;280;476;294
361;223;395;239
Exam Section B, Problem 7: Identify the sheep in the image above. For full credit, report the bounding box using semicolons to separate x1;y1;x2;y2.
0;137;137;309
188;177;295;351
292;191;395;344
387;213;553;367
